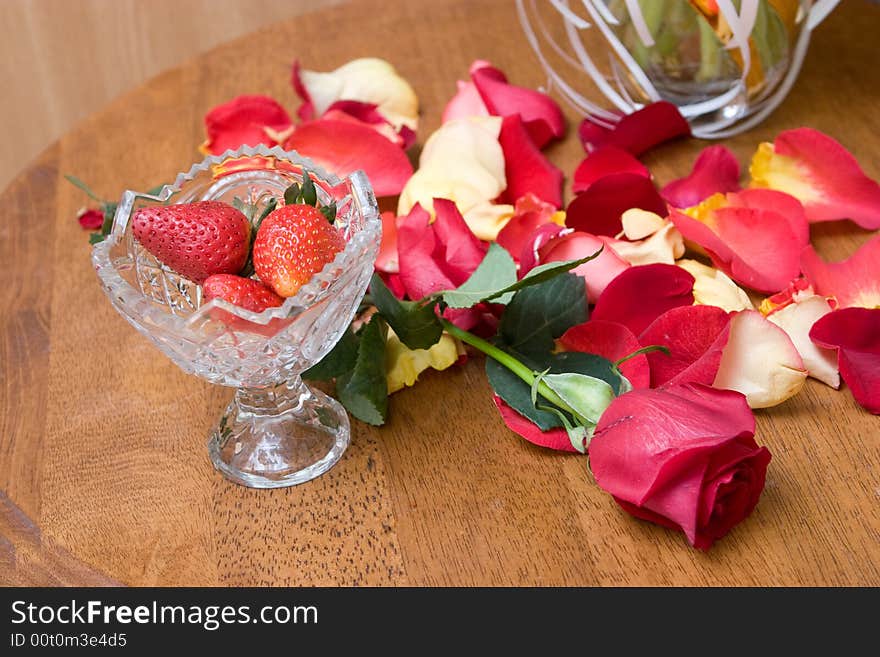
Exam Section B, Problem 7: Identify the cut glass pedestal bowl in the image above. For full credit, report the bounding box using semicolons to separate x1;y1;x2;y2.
91;145;381;488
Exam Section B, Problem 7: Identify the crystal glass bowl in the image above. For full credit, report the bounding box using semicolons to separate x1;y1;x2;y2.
92;145;381;488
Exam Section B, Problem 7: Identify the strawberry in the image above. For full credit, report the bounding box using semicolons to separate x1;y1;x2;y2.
253;175;344;297
132;201;250;284
202;274;284;313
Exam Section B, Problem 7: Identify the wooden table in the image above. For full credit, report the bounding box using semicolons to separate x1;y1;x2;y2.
2;0;878;586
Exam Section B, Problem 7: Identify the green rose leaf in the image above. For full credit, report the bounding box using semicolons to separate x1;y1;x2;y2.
336;315;388;426
498;274;588;359
371;274;443;351
442;243;518;309
303;326;360;381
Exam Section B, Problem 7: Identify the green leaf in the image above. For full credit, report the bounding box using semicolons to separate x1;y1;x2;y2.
88;232;106;245
483;250;602;302
498;273;588;359
442;243;517;309
541;372;615;425
300;171;318;207
371;273;443;351
486;349;622;431
336;315;388;426
319;202;337;224
303;326;359;381
64;174;102;202
145;183;167;196
254;197;277;230
284;182;301;206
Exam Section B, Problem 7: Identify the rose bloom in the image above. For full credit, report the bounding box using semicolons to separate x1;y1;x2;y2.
589;383;771;550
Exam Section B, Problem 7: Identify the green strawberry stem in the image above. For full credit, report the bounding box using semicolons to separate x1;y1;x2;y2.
439;318;576;418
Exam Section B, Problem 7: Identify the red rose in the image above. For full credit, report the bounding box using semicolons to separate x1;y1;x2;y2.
589;383;771;550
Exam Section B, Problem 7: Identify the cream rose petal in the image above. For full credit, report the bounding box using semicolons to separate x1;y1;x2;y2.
462;202;515;242
610;223;684;266
385;330;464;394
766;295;840;389
713;310;807;408
677;259;754;312
620;208;669;240
299;58;419;130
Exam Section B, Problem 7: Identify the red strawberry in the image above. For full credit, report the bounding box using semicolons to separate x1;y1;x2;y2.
132;201;250;284
203;274;284;313
253;204;345;297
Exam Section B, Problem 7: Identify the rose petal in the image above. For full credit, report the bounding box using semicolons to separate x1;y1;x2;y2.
397;204;454;299
810;308;880;413
713;310;807;408
603;223;684;267
538;231;630;304
591;383;767;550
495;193;562;258
202;95;293;155
493;395;575;452
471;63;565;148
767;296;839;388
620;209;668;240
677;259;754;312
572;146;650;194
801;235;880;309
749;127;880;228
442;79;490;123
498;114;564;208
669;189;809;293
639;305;732;387
323;100;414;148
77;208;104;230
758;277;815;315
375;211;401;274
559;320;650;389
432;197;488;281
662;145;741;208
284;119;414;197
398;117;506;218
592;264;695;335
579;101;691;156
292;57;418;132
519;223;566;275
566;173;668;237
462;202;515;242
386;329;463;393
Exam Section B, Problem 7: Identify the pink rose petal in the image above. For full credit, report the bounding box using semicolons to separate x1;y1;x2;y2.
519;223;565;275
432;197;488;280
291;60;314;121
566;173;668;237
203;95;293;155
471;63;565;148
810;308;880;414
559;320;650;389
495;193;559;260
77;208;104;230
498;114;564;208
323;100;415;148
751;127;880;228
538;231;630;304
639;305;732;387
579;102;691;156
493;396;575;452
592;263;695;335
801;235;880;309
572;146;651;194
662;145;741;208
375;211;401;274
441;79;490;123
283;119;414;197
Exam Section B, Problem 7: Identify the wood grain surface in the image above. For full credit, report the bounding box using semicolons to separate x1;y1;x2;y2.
1;0;878;586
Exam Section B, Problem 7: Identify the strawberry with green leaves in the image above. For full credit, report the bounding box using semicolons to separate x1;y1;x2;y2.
131;201;251;284
254;173;344;297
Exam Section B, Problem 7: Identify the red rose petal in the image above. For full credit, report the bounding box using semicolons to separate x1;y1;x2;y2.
397;204;454;299
291;60;314;121
662;145;741;208
322;100;414;148
441;79;490;123
592;264;695;335
203;95;293;155
538;231;630;304
495;193;559;260
579;102;691;156
375;211;401;274
492;395;576;452
559;320;650;389
518;223;565;275
471;64;565;148
566;173;668;237
283;119;414;197
431;197;488;283
810;308;880;414
572;146;651;194
591;383;767;550
497;114;564;208
377;271;406;299
639;305;732;387
763;128;880;228
801;235;880;309
77;208;104;230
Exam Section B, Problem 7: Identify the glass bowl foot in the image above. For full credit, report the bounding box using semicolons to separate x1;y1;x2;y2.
208;378;350;488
